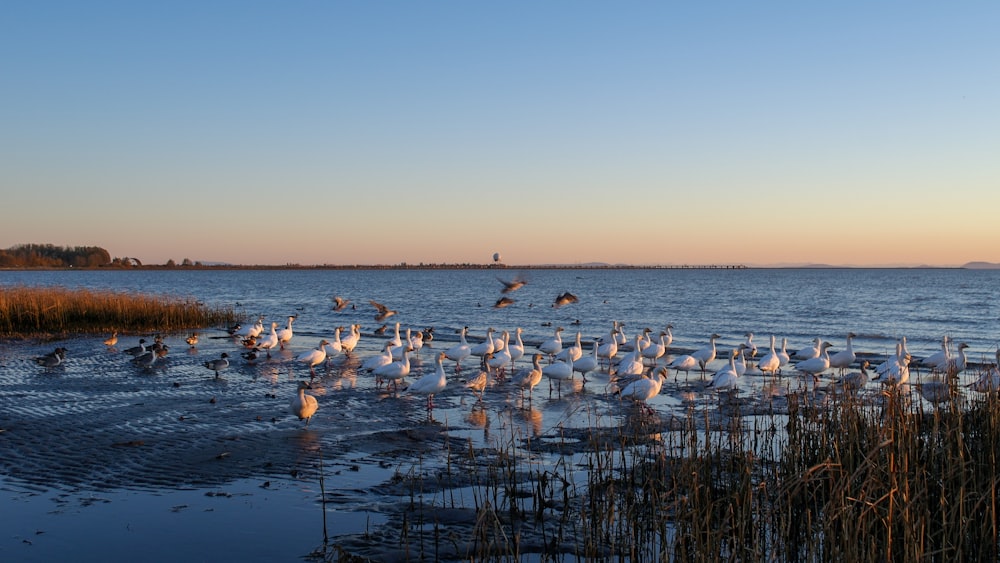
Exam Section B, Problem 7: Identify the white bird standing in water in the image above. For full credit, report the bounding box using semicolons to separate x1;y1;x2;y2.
256;322;280;358
406;352;448;410
290;381;319;428
538;326;565;360
445;326;473;371
297;340;330;377
618;367;667;414
691;333;721;376
794;342;834;383
794;337;823;361
828;332;857;374
756;335;781;377
277;315;296;349
969;350;1000;393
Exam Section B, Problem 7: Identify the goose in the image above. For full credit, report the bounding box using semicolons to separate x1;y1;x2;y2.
596;334;619;368
618;367;667;413
512;353;544;400
389;322;403;348
323;327;344;358
641;330;669;366
538;326;565;359
203;353;230;378
238;317;265;340
277;315;296;349
406;352;448;410
290;381;319;427
408;330;425;354
362;341;396;372
445;326;473;371
614;321;628;347
879;351;911;388
340;324;361;355
777;337;791;370
331;296;351;312
917;379;952;407
464;367;490;402
828;332;857;374
103;331;118;348
374;346;412;390
794;342;834;382
256;322;280;358
392;328;413;360
691;333;722;375
614;334;646;378
743;332;758;358
756;335;781;376
572;340;600;381
668;354;699;377
296;340;330;377
794;337;823;361
831;361;870;394
662;324;674;350
969;350;1000;393
488;331;512;376
875;339;907;379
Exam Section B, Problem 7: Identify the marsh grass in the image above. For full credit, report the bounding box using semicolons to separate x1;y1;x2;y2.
0;285;240;337
329;379;1000;562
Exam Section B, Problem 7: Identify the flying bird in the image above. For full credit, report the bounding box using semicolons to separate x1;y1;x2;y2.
553;292;579;308
497;275;528;294
332;296;351;312
369;299;398;322
494;296;515;309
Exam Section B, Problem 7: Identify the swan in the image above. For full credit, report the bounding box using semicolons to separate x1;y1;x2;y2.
756;335;781;376
203;353;230;378
406;352;448;410
445;326;473;371
277;316;295;349
374;346;412;390
512;353;544;400
338;324;361;355
256;322;280;358
296;340;330;377
538;326;565;359
793;342;834;382
641;330;668;366
290;381;319;427
691;333;721;375
618;367;667;412
794;337;822;361
828;332;857;374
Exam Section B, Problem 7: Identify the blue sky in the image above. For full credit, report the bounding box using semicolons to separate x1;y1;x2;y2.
2;2;998;266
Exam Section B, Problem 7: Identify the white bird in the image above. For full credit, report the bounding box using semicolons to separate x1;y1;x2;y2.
875;338;908;379
777;337;791;370
614;334;646;378
374;346;413;390
917;379;952;407
542;354;575;395
340;324;361;355
290;381;319;427
877;346;911;388
277;315;296;349
506;327;525;367
256;322;280;358
641;330;669;366
406;352;448;410
691;333;722;376
969;350;1000;393
597;334;619;368
734;346;748;377
618;367;667;413
743;332;758;358
831;361;870;394
943;342;970;377
512;353;544;400
538;326;565;359
488;331;512;376
470;327;496;359
668;354;699;377
389;322;403;348
922;335;951;371
756;335;781;376
238;317;265;340
323;326;344;358
408;330;425;354
708;348;740;392
794;337;823;361
555;331;583;363
445;326;473;371
362;341;395;372
392;328;413;360
203;353;230;378
296;340;330;377
572;340;600;381
828;332;858;374
794;342;834;382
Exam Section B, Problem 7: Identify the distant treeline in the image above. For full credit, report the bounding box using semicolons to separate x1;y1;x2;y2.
0;244;113;268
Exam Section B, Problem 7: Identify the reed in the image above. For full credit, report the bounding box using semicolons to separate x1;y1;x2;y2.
0;285;240;337
328;381;1000;561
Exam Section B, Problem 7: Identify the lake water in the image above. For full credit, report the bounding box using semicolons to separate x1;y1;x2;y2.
1;267;999;561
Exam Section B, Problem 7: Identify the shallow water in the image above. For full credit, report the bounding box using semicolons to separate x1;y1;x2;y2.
1;268;998;560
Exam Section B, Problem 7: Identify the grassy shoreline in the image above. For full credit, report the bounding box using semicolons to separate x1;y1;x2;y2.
0;285;241;338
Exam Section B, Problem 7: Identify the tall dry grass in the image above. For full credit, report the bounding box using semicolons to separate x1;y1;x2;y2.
0;285;240;337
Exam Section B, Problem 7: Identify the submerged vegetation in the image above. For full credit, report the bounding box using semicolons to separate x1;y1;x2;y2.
323;384;1000;561
0;285;240;337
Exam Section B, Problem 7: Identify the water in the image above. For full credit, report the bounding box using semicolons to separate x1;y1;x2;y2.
3;267;998;358
2;267;999;560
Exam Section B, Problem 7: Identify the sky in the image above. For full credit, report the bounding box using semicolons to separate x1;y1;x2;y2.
2;1;998;267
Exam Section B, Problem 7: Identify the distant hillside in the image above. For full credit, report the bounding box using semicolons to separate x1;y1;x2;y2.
963;262;1000;270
